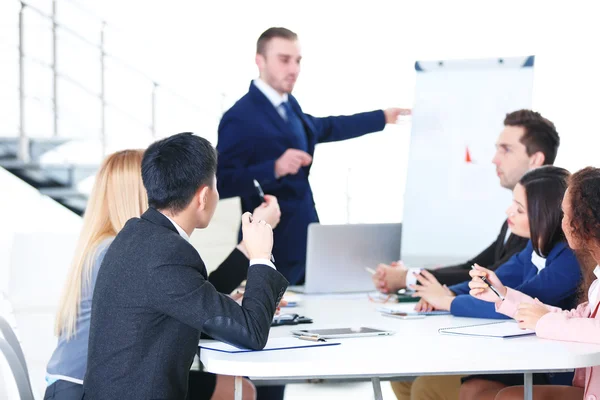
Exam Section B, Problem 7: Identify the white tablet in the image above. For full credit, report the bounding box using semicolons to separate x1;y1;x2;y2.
290;327;394;339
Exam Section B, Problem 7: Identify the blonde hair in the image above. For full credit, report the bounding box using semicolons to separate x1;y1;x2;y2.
54;149;148;339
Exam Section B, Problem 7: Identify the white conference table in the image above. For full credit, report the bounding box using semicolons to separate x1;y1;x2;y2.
200;294;600;400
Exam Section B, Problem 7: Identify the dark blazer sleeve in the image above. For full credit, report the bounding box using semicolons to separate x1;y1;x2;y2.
208;248;249;294
449;243;580;319
148;263;288;350
216;115;281;199
511;246;581;306
306;110;386;145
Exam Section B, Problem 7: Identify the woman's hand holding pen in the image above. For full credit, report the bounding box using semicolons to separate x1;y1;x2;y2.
468;264;507;303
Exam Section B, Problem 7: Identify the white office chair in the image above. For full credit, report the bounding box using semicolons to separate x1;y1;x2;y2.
8;232;78;396
0;337;35;400
0;316;31;389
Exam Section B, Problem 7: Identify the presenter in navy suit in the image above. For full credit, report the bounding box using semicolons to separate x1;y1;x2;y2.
217;27;410;285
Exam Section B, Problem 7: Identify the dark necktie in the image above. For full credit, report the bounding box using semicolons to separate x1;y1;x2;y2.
281;101;308;151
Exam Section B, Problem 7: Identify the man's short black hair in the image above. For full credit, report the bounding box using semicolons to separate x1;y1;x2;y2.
142;132;217;213
504;109;560;165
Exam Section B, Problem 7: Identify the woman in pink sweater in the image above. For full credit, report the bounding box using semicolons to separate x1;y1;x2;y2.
463;166;600;400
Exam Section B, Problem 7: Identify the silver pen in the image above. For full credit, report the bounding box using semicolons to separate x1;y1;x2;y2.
253;179;266;203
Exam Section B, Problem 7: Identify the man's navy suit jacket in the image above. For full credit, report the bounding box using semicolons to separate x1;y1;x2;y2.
217;81;385;283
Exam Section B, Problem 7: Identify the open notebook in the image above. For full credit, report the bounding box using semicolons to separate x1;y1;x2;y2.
377;303;450;316
199;337;340;353
439;321;535;338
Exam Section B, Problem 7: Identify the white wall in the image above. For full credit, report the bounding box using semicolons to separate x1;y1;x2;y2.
0;168;82;396
0;168;82;293
3;2;599;280
80;0;600;227
4;0;600;225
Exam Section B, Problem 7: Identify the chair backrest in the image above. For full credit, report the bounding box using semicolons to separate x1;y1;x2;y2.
0;337;35;400
0;316;30;388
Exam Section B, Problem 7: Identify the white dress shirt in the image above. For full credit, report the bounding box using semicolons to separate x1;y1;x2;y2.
163;213;276;270
504;227;512;243
530;251;546;272
253;78;289;120
164;214;191;242
405;266;422;288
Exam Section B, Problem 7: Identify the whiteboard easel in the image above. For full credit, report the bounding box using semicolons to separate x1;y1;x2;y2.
402;56;535;267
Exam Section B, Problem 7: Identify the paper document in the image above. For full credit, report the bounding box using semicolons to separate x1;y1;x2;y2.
438;321;534;338
199;337;340;353
377;303;450;316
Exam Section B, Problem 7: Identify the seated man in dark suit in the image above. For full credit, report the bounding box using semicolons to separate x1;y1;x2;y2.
83;132;288;400
192;193;281;399
372;109;561;293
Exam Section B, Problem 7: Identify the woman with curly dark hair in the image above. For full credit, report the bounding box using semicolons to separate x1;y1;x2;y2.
466;167;600;400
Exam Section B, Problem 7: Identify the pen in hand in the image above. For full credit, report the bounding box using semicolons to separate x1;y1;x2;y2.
253;179;266;203
471;265;505;301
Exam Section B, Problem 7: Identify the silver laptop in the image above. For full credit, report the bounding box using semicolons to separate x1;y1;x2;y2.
291;223;402;294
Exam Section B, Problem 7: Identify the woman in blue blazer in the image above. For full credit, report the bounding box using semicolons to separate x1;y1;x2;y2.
392;166;582;400
412;166;581;317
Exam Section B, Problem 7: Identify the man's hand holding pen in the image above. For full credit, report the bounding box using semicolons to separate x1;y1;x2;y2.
241;212;274;261
237;195;280;263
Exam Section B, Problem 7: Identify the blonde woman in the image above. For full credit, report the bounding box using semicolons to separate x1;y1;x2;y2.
44;149;279;400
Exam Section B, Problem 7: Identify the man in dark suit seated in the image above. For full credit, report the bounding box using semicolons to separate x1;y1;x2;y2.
83;132;288;400
372;109;561;292
216;26;411;286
